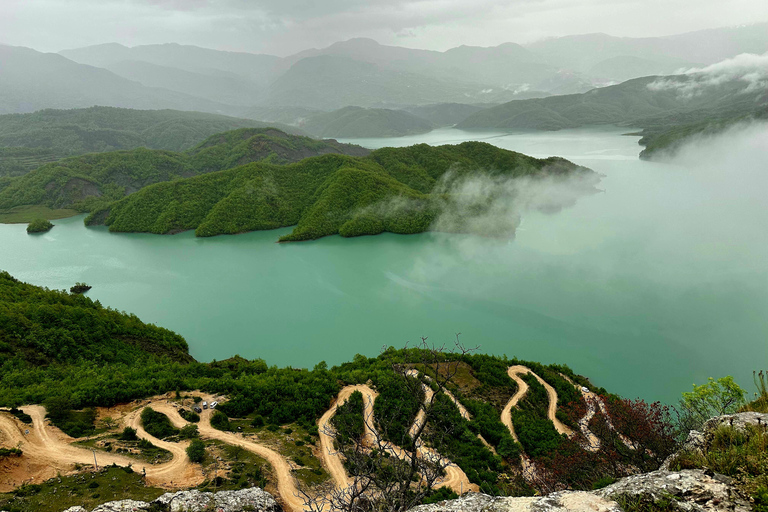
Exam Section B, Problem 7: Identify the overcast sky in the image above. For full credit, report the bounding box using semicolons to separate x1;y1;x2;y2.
1;0;767;56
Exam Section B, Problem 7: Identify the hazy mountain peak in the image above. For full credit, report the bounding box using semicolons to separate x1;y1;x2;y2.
330;37;382;49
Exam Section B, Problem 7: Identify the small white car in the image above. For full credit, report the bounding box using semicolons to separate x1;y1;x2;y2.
210;401;218;409
581;386;589;393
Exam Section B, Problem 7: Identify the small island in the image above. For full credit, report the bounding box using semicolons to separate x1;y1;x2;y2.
69;282;92;294
26;218;53;234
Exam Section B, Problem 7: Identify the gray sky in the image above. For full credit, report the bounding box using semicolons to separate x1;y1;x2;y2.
1;0;767;56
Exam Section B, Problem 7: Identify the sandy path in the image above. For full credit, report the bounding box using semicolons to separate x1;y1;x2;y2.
317;384;378;490
0;405;200;491
317;379;477;498
403;371;478;493
186;408;303;512
124;404;204;487
558;374;601;452
500;366;580;480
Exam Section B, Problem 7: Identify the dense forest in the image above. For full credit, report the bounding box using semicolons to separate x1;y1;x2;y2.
88;141;594;240
0;127;369;215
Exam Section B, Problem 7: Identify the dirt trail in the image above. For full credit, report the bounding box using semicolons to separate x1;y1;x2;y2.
193;407;305;512
124;404;204;487
0;405;199;491
500;366;581;481
317;380;478;498
317;384;378;490
559;374;601;452
403;372;478;494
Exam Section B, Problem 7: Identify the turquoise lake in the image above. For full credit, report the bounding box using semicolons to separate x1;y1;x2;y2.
1;125;766;404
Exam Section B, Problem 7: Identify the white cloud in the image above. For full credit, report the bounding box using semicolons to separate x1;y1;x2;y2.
648;51;768;97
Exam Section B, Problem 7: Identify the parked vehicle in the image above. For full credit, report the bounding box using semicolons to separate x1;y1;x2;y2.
210;401;218;409
193;407;202;413
581;386;589;393
202;401;208;409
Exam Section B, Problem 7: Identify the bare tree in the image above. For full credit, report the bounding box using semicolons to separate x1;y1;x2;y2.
302;336;476;512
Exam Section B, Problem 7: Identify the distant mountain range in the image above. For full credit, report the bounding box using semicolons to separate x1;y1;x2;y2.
0;23;764;118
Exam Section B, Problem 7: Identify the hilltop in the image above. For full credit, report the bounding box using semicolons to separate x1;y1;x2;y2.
85;141;594;240
457;69;768;158
301;106;434;138
0;107;303;178
0;127;368;219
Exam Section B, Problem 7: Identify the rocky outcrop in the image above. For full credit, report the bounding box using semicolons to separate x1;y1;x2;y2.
54;487;282;512
408;491;621;512
409;469;751;512
597;469;751;511
662;412;768;470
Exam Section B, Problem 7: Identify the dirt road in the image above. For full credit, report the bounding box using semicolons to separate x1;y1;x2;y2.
317;384;378;490
559;374;601;451
124;404;204;487
317;380;477;498
0;405;200;491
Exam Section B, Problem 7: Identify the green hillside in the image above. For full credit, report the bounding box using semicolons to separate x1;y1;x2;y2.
638;104;768;159
0;128;369;217
0;270;191;370
458;75;767;133
302;106;434;138
0;106;303;164
89;141;593;240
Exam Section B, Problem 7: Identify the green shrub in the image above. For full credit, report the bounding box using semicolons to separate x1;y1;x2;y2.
119;427;138;441
179;424;199;439
26;218;53;233
186;439;206;463
140;407;179;439
210;411;232;432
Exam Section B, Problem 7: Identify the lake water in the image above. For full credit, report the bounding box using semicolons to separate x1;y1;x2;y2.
1;125;766;405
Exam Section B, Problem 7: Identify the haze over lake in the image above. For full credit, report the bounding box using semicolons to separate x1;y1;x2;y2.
2;125;765;405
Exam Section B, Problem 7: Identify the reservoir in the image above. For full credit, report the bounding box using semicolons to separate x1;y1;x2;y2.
1;126;766;404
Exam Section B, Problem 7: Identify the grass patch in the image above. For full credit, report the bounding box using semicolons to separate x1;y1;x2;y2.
0;205;78;223
196;440;270;492
74;434;172;464
0;465;165;512
226;417;329;489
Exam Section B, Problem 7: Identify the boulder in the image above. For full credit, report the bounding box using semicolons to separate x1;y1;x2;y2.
57;487;282;512
596;469;750;512
407;491;621;511
154;487;282;512
91;500;151;512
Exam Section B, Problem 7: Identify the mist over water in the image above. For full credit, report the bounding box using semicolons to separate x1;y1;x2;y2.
1;125;766;404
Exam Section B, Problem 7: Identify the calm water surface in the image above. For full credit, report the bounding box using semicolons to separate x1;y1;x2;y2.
2;126;766;404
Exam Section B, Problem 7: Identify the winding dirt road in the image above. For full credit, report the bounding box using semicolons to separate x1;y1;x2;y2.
317;384;379;490
499;366;580;480
316;379;478;499
559;374;601;452
0;404;201;492
123;405;204;486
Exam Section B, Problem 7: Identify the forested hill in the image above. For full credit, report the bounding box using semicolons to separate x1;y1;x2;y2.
0;127;369;214
0;270;192;369
301;106;434;138
457;73;768;135
0;107;303;177
89;141;594;241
